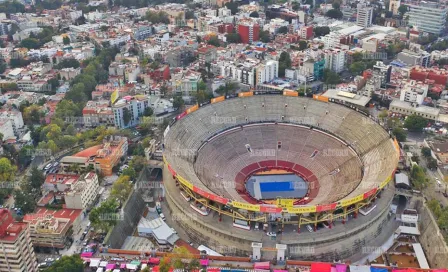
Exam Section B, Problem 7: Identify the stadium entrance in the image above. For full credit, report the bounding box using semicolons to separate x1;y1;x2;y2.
245;169;308;201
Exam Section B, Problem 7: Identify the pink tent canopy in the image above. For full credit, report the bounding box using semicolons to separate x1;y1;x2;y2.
254;262;270;270
120;263;126;269
311;262;332;272
105;264;116;270
149;258;160;264
200;259;209;266
274;270;288;272
336;264;347;272
81;252;93;257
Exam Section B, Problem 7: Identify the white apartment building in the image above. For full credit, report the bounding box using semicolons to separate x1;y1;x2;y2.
0;110;24;136
113;95;151;128
0;119;15;140
256;60;279;85
0;209;38;272
356;4;373;28
399;80;429;105
324;49;346;73
65;172;100;210
408;2;448;35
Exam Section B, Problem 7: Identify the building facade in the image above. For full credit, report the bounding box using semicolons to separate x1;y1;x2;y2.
0;209;38;272
356;4;373;28
407;3;447;35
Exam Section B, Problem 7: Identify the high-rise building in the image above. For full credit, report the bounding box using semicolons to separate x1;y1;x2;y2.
356;4;373;28
408;2;448;35
0;209;38;272
256;60;279;85
237;21;260;44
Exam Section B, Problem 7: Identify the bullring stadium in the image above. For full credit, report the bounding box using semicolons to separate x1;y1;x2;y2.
162;92;400;261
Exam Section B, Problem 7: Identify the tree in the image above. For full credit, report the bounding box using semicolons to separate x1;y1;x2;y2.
428;199;442;218
63;36;70;45
332;2;340;9
143;107;153;117
122;167;136;180
421;147;432;158
298;40;308;50
404;114;428;131
111;175;133;203
29;166;45;189
130;156;146;172
259;30;271;43
0;157;16;182
44;255;84;272
89;198;120;232
207;36;220;47
123;107;131;126
326;9;343;19
278;51;291;78
225;1;238;15
392;127;407;142
323;69;341;85
13;189;36;214
427;158;438;170
56;58;80;69
277;26;288;34
249;11;259;18
313;26;330;37
20;38;39;49
410;165;427;190
398;5;408;18
292;2;300;11
18;145;33;168
198;80;207;91
173;96;185;110
226;33;241;43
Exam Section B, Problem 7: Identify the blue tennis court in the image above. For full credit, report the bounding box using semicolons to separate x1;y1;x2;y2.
245;173;308;200
260;182;294;192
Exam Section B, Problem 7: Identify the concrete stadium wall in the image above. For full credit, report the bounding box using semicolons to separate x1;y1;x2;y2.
417;202;448;268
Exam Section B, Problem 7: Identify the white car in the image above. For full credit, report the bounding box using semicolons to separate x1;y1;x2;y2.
306;225;314;232
266;232;276;237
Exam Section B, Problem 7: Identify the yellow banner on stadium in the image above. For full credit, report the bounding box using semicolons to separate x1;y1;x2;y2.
379;176;392;189
277;199;294;208
340;195;364;207
177;176;194;190
211;96;225;104
238;91;253;97
283;91;298;97
232;201;260;212
286;206;316;214
186;104;199;114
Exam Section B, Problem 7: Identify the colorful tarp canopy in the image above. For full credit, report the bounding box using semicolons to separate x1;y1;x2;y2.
254;262;270;270
200;259;209;266
105;264;116;270
149;258;160;264
335;264;347;272
370;267;388;272
311;262;332;272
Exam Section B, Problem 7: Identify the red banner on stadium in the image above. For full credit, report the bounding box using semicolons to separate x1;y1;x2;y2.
316;203;337;212
209;194;229;205
260;206;283;213
176;111;187;120
167;164;176;176
363;188;378;199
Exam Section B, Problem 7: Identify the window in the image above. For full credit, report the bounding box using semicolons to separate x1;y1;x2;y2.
278;141;282;149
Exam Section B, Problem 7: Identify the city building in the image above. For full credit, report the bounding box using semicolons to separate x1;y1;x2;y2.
0;209;38;272
356;4;373;28
65;172;100;210
23;208;82;249
407;2;448;35
0;119;15;141
410;66;448;85
61;136;128;176
113;95;151;129
0;110;23;137
238;20;260;44
397;48;431;67
389;99;439;120
399;80;429;105
324;49;346;73
256;60;279;85
300;26;313;40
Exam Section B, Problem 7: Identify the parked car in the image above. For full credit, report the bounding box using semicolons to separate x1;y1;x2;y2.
443;192;448;198
266;232;276;237
306;225;314;232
